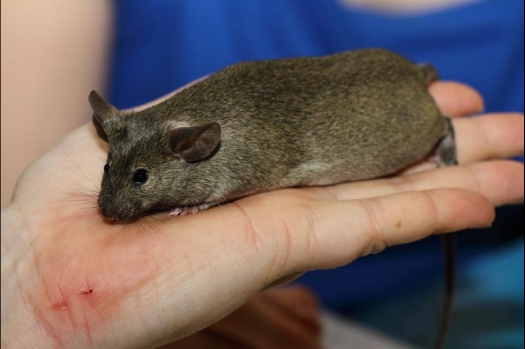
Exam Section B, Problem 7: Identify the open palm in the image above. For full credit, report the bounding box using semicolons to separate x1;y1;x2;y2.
2;82;523;348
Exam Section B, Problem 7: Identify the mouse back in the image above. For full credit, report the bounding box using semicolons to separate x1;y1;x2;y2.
90;48;451;221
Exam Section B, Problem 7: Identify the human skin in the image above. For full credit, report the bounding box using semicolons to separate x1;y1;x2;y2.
340;0;483;14
1;81;523;348
1;0;111;208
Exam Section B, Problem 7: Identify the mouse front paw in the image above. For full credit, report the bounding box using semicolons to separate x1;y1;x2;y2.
168;206;200;217
169;203;211;217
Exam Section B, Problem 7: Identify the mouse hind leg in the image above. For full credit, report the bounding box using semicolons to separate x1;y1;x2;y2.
417;63;439;86
432;117;458;167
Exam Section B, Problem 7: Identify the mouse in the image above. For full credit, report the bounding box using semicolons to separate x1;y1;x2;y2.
89;48;457;348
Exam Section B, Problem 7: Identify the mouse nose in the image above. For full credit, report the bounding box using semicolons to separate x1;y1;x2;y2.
99;200;139;222
101;206;121;222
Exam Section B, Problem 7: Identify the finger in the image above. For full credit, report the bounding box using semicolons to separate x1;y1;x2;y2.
429;81;484;117
283;189;494;272
392;161;524;206
287;160;524;204
389;112;524;175
453;113;524;164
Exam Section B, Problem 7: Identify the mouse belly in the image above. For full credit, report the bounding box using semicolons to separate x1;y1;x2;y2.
281;140;438;187
282;158;415;187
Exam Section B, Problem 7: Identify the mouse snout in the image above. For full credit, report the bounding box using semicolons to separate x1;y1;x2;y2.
101;205;121;222
99;200;138;222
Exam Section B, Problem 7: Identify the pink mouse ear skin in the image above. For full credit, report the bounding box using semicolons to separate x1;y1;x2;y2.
168;122;221;162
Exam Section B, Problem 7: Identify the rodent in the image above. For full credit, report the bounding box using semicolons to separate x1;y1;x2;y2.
90;48;457;349
90;48;456;221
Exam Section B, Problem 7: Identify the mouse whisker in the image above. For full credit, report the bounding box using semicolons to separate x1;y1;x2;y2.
82;149;107;163
61;149;99;191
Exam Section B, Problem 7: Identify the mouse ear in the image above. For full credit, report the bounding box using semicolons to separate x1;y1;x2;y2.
92;115;109;142
89;90;117;121
168;122;221;162
89;90;117;142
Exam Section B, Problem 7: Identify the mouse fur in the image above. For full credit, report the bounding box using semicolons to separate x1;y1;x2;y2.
90;48;454;222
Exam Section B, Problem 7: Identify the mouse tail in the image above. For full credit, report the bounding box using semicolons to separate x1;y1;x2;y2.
432;117;457;349
417;63;439;86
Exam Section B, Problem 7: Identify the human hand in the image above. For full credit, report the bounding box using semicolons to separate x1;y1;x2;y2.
1;81;523;348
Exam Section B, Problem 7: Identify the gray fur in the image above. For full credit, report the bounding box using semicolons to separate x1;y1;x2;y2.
91;48;453;222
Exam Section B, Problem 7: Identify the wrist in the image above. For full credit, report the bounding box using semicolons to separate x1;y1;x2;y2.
1;211;56;348
1;284;57;348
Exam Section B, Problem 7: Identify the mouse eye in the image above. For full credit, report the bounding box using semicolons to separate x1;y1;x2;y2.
133;169;149;185
103;164;109;173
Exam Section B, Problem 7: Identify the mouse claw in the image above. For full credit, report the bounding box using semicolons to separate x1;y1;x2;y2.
169;206;201;217
169;208;183;217
179;206;199;216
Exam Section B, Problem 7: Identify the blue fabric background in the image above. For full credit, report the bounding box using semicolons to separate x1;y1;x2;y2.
108;0;524;346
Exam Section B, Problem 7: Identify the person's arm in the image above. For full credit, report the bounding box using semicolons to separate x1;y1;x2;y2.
1;0;112;208
340;0;482;14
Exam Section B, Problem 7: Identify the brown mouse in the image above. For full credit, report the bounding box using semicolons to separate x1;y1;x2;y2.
90;48;455;220
89;48;457;348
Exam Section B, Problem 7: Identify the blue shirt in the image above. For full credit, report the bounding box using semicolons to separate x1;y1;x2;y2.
109;0;524;310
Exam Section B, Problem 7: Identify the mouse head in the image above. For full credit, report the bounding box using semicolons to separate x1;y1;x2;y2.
89;91;222;222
